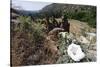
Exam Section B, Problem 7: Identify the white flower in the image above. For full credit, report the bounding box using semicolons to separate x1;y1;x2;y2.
59;32;68;38
67;43;85;61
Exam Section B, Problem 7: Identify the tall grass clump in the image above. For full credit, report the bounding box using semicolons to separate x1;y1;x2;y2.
18;16;33;33
32;22;46;44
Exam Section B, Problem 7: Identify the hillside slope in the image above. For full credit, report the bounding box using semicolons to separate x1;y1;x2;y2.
69;19;96;36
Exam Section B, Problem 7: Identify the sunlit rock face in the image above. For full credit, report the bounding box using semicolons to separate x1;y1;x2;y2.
86;32;96;41
79;36;90;44
67;43;85;61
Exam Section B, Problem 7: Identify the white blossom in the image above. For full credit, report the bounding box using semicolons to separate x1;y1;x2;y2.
59;32;68;38
67;43;85;61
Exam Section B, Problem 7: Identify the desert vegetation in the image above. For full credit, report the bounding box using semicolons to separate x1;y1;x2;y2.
11;2;96;66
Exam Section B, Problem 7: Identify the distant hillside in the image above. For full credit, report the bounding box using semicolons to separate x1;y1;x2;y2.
40;3;96;28
11;3;96;28
11;7;40;17
40;3;96;17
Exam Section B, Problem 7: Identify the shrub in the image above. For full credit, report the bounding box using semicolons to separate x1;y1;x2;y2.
32;23;45;44
18;16;32;33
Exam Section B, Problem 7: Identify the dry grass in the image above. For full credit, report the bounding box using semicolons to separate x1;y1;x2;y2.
11;17;96;66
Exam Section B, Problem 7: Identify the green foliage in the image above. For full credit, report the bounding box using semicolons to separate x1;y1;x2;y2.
18;16;32;33
75;11;86;20
44;8;96;28
63;14;68;20
57;33;74;63
32;23;45;44
17;16;45;44
63;7;96;28
41;4;96;28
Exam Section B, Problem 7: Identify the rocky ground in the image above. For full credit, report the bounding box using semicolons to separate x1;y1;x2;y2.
11;14;96;66
56;19;96;63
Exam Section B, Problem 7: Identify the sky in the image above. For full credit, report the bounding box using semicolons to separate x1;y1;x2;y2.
12;0;52;11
